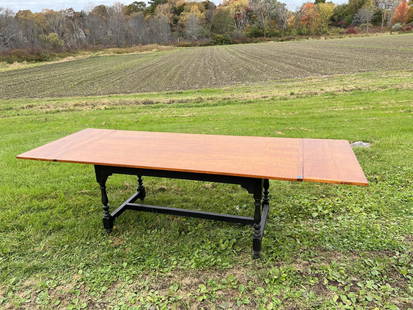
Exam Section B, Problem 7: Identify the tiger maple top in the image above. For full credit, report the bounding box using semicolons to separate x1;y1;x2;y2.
16;128;368;186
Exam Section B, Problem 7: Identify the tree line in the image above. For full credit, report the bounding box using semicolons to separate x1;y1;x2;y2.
0;0;412;53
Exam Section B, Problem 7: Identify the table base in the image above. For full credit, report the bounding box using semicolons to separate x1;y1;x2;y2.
94;165;270;258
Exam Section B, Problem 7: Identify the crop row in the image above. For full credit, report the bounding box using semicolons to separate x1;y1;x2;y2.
0;34;412;99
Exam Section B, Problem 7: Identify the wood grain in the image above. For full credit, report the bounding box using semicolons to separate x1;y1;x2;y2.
302;139;368;186
16;128;368;186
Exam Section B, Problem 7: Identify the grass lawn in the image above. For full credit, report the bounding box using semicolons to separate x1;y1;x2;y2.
0;71;412;309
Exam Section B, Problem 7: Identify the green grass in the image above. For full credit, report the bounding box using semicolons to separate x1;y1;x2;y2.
0;70;412;309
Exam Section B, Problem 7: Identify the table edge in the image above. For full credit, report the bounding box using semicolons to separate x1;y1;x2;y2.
16;154;368;186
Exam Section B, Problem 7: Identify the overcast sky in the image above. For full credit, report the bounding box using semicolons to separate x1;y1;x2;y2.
0;0;346;12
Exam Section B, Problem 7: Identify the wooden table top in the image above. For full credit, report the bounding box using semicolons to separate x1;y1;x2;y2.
17;128;368;186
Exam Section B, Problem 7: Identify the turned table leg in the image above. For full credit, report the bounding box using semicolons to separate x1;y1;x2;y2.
252;183;263;259
137;175;146;201
252;179;270;259
95;166;114;233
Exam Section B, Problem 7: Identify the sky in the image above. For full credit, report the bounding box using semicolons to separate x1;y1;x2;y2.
0;0;346;12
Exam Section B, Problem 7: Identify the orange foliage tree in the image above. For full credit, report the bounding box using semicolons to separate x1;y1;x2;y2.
408;0;413;23
298;3;321;34
392;0;410;24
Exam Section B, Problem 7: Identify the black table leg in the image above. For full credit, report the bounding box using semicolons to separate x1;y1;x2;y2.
137;175;146;201
262;179;270;210
95;166;114;233
251;179;270;259
252;182;263;259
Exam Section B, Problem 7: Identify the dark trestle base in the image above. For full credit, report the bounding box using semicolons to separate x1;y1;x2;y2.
94;165;270;258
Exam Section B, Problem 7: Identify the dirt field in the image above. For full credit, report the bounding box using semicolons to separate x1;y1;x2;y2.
1;34;412;98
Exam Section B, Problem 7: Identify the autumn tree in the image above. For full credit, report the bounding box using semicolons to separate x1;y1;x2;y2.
224;0;250;31
155;1;175;26
297;3;321;34
408;0;413;23
392;0;410;23
201;1;216;25
317;2;335;32
3;0;406;53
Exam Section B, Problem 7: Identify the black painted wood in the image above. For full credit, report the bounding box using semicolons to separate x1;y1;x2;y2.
94;165;270;258
124;203;255;224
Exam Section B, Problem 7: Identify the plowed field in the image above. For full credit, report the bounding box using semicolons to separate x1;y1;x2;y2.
1;34;412;98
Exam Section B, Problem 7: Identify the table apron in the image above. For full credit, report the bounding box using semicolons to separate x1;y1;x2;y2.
94;165;263;194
